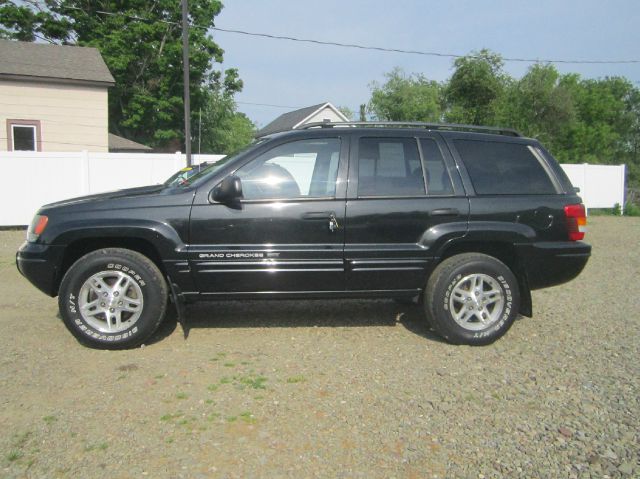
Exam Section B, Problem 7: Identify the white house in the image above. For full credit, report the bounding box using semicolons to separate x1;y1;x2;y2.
255;102;349;137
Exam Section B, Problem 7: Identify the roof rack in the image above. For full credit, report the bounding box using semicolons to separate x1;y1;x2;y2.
298;121;521;137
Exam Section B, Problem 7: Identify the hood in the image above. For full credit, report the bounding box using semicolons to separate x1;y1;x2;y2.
41;184;168;210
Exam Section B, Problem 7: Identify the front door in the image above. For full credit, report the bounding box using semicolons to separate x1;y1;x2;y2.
344;133;469;292
189;136;348;295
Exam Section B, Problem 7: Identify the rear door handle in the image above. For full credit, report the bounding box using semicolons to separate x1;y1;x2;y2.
430;208;459;217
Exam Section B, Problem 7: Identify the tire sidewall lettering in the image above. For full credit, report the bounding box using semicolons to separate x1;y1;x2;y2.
442;266;516;340
66;262;147;342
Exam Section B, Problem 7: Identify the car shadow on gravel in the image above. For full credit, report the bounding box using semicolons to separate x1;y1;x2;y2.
169;299;446;343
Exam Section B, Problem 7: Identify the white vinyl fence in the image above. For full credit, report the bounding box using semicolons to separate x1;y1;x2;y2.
560;163;626;211
0;150;223;226
0;151;627;226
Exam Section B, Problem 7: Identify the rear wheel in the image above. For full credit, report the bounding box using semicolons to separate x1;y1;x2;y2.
424;253;520;345
58;248;168;349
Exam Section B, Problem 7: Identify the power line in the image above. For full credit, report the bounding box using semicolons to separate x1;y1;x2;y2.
210;26;640;65
43;4;640;65
236;101;303;109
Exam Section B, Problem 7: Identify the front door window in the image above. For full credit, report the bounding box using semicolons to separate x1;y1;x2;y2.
236;138;341;200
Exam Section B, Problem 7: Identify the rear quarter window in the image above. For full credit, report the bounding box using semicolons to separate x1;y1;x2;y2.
454;140;557;195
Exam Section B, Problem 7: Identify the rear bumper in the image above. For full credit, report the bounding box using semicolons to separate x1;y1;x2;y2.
16;241;65;297
517;241;591;290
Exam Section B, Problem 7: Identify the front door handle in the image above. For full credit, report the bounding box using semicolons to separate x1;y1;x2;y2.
329;214;339;232
430;208;460;217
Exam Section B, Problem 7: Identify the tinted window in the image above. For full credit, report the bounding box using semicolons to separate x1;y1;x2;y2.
236;138;340;200
454;140;556;195
420;139;454;195
358;138;425;197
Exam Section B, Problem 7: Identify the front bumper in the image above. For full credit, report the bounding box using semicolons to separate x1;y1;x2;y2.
16;241;65;297
517;241;591;290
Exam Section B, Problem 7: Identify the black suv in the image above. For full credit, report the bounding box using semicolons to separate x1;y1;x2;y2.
17;122;591;349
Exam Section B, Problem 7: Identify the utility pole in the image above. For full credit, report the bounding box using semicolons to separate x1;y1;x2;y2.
181;0;192;166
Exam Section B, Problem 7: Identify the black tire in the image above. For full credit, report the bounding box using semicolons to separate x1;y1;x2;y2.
424;253;520;346
58;248;168;349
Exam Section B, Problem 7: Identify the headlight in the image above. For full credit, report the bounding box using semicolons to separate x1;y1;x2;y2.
27;215;48;243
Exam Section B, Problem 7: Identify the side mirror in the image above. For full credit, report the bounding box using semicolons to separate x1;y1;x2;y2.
212;175;243;203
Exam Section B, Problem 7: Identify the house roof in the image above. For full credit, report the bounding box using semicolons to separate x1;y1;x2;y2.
255;102;348;137
108;133;152;152
0;39;115;87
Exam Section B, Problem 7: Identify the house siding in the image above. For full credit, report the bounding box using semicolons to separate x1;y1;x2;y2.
299;106;347;126
0;80;109;152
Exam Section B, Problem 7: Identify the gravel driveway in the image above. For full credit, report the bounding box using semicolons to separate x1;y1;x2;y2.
1;216;638;478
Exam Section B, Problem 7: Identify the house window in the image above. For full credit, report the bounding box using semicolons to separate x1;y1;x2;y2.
6;120;41;151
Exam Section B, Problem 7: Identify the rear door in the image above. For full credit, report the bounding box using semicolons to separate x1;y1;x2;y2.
189;135;348;295
344;132;469;292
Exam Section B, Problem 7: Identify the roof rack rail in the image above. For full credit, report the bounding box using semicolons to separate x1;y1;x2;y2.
298;121;521;137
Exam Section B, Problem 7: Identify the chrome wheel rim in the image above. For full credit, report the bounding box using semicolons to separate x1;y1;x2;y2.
78;271;143;333
449;273;504;331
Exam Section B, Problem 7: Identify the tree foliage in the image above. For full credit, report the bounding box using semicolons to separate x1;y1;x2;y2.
368;51;640;188
446;49;507;125
368;67;443;122
0;0;253;152
197;70;255;154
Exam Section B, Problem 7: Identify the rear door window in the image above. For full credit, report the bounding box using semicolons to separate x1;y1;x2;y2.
454;140;556;195
358;138;425;197
419;139;454;195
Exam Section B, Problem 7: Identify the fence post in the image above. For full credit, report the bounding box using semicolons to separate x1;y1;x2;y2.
80;150;90;194
620;164;626;215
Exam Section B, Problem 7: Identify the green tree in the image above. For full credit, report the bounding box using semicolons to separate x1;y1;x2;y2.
497;63;575;153
368;67;443;122
337;106;354;121
197;71;255;154
0;0;244;151
446;49;507;125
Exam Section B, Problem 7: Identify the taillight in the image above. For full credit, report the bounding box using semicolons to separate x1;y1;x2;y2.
27;215;48;243
564;204;586;241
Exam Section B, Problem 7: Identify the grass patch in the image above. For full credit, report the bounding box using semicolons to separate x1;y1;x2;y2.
6;450;23;462
223;362;236;368
286;375;306;384
43;415;57;424
226;415;237;423
85;442;108;452
239;411;256;424
160;412;183;422
176;418;192;426
207;384;219;391
154;374;165;379
239;375;268;390
205;399;215;405
220;376;232;384
175;392;188;400
207;412;221;422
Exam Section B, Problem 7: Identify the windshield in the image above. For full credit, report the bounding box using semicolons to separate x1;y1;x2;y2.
169;140;266;187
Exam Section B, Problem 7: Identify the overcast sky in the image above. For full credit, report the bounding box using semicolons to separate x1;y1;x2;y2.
214;0;640;127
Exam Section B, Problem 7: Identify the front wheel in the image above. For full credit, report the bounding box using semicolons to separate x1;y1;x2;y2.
424;253;520;346
58;248;168;349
